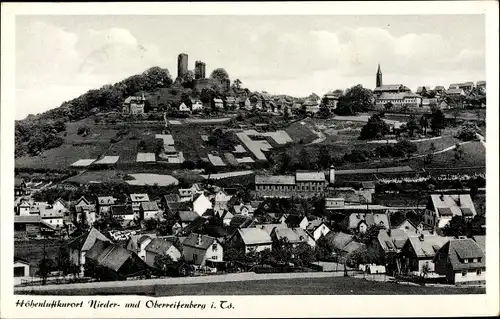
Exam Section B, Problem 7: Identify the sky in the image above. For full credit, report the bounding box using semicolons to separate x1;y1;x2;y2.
15;15;485;119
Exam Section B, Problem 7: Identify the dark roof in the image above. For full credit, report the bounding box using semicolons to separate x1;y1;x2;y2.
178;210;199;223
285;215;305;227
182;233;218;250
361;181;376;189
434;238;485;270
14;178;25;187
86;240;137;272
164;194;180;203
68;228;111;251
110;205;134;216
230;215;254;228
167;201;191;213
145;238;175;255
14;215;41;223
140;201;159;211
472;235;485;252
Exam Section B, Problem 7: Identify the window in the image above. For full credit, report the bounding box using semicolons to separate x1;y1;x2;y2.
212;256;218;260
14;266;25;277
212;243;218;251
476;269;482;275
461;270;467;277
473;258;477;263
193;254;198;261
464;259;468;264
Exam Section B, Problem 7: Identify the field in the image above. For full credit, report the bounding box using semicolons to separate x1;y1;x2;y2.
14;239;64;277
126;174;179;186
408;141;485;170
18;276;485;296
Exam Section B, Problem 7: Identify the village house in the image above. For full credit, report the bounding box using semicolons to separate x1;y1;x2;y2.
342;212;390;233
85;239;150;280
182;233;224;265
322;91;340;110
130;194;150;214
225;97;237;109
144;238;182;268
374;84;411;95
416;86;432;95
213;98;224;110
401;234;452;276
434;86;446;95
75;204;96;227
476;81;486;91
97;196;117;215
52;198;70;215
190;99;203;112
257;223;289;235
375;92;423;109
179;102;191;113
446;88;466;97
193;193;212;216
306;219;331;241
14;215;43;237
228;228;273;253
125;233;156;261
232;203;256;216
68;228;111;274
16;200;31;216
433;237;485;285
15;178;28;197
213;190;234;213
140;201;161;220
472;235;485;253
178;184;203;201
110;205;136;226
74;196;91;209
285;215;309;230
215;210;234;226
270;227;315;248
392;219;419;234
40;209;64;228
14;258;31;285
177;210;200;228
122;94;146;115
254;171;327;198
239;97;251;110
425;194;477;229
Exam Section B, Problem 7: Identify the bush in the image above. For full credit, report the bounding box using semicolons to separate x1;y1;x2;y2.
456;122;480;141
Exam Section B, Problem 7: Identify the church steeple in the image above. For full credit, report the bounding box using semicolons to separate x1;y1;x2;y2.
376;64;383;88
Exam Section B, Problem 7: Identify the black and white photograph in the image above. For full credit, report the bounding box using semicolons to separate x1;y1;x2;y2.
1;1;499;318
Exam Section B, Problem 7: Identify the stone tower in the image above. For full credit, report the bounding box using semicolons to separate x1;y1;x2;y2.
376;64;383;88
177;53;188;78
194;61;206;79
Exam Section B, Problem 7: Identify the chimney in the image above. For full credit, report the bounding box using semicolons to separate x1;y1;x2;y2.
329;166;336;184
387;229;391;237
440;194;444;201
419;234;425;241
197;234;202;246
457;195;461;206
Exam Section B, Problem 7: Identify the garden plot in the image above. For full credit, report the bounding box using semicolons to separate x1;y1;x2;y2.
236;130;292;162
208;154;226;167
70;159;96;168
155;134;175;146
136;152;156;163
93;156;120;165
126;173;179;186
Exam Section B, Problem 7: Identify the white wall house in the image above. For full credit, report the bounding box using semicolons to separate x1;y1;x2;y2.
193;193;212;216
182;233;224;266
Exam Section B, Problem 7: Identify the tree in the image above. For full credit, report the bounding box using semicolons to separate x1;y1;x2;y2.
155;139;164;155
292;243;315;267
258;248;273;266
154;253;175;276
210;68;229;81
232;79;242;90
298;148;311;170
430;109;446;135
406;115;421;137
143;218;158;231
272;238;294;265
317;145;331;169
454;143;464;161
181;70;194;88
283;105;290;122
335;85;374;115
456;122;479;141
359;114;390;140
421;262;430;279
138;140;147;150
224;247;244;263
384;102;393;111
443;215;467;237
200;87;216;103
419;115;429;136
425;142;437;164
37;256;55;285
56;247;71;275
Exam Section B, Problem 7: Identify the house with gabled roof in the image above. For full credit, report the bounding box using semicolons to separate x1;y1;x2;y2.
96;196;117;215
306;219;331;241
130;194;150;213
74;196;91;208
68;227;111;273
392;219;419;233
472;235;485;253
213;190;234;213
433;237;485;284
401;234;452;275
178;210;200;228
342;212;390;233
140;201;161;220
425;194;477;229
85;239;149;280
285;215;309;230
145;238;182;268
228;228;273;253
182;233;223;266
52;198;70;215
193;193;212;216
125;233;156;260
